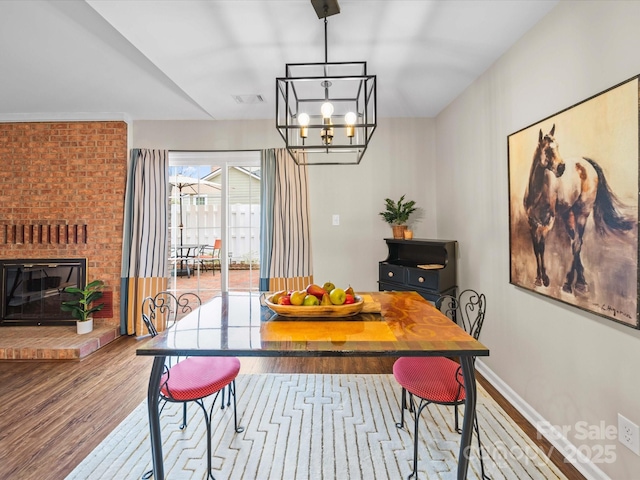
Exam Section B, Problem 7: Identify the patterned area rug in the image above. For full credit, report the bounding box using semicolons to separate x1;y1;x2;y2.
67;374;566;480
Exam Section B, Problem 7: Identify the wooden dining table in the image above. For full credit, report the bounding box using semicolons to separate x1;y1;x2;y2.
136;290;489;479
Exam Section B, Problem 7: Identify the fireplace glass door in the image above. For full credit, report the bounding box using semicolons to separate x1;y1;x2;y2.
0;259;86;326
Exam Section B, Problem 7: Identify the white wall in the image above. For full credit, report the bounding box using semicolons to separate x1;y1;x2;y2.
133;117;438;291
435;2;640;479
308;117;437;290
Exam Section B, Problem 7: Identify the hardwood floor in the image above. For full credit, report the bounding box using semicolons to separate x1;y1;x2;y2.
0;336;584;480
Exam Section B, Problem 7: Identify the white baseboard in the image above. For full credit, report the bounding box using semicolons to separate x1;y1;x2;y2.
475;360;610;480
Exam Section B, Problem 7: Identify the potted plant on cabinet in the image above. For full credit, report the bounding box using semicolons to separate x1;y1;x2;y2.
379;195;417;239
61;280;105;334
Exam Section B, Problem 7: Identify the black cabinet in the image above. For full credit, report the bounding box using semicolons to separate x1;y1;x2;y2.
378;238;457;302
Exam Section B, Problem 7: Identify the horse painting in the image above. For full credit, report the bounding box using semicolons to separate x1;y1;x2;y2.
523;124;634;294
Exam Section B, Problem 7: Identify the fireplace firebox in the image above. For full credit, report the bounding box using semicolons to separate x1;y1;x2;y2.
0;259;87;326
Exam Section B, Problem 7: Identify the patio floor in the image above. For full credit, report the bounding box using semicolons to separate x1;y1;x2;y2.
171;266;260;304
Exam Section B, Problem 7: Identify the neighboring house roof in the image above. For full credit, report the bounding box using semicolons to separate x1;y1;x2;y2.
204;166;261;183
204;166;260;205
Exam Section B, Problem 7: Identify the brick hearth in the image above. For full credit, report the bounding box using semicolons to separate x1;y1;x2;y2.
0;322;120;360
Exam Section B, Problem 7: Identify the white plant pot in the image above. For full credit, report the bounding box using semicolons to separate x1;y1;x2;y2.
76;318;94;335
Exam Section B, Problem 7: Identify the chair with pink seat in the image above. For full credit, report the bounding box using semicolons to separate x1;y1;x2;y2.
392;289;489;479
141;291;243;480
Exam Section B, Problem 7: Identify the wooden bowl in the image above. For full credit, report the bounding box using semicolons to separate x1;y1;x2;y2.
264;294;364;317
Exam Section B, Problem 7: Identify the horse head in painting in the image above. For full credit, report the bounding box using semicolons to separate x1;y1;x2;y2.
523;124;634;293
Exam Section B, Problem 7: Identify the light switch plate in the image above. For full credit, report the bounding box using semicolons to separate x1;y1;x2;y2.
332;214;340;226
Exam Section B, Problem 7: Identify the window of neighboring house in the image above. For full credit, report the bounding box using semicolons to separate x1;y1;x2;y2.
168;151;261;302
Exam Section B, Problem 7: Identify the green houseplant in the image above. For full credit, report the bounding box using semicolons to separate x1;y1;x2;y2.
61;280;105;334
379;195;417;238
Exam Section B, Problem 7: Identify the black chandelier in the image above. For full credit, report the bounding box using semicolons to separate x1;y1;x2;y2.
276;0;377;166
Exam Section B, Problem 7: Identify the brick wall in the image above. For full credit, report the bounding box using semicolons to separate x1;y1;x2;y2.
0;121;128;328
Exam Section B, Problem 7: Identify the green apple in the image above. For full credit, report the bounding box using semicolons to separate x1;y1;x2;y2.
329;288;346;305
303;294;320;306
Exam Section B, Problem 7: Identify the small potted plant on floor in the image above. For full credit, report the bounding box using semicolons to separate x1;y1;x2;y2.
379;195;417;239
61;280;105;334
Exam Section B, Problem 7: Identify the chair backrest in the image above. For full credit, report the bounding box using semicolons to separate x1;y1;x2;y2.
141;291;202;337
435;289;486;340
212;239;222;259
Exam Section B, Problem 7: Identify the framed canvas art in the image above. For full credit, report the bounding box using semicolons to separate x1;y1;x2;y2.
508;76;639;328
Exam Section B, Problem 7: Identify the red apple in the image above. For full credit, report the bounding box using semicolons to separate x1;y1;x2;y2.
306;283;327;300
344;294;355;304
278;295;291;305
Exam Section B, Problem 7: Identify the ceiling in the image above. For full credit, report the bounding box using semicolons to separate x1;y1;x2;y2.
0;0;557;122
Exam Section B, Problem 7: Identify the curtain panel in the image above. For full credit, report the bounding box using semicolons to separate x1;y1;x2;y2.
259;149;313;292
120;149;169;335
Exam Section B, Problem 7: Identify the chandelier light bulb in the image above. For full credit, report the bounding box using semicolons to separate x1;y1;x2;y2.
298;113;310;126
321;102;334;119
345;111;357;140
298;112;310;140
344;112;357;125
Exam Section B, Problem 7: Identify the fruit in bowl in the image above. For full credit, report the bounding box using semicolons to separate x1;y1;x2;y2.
322;282;336;293
271;290;286;304
265;281;363;317
290;290;307;306
306;283;327;300
328;288;346;305
278;295;291;305
303;294;320;306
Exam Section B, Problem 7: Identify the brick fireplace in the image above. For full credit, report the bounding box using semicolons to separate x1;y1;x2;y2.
0;121;128;353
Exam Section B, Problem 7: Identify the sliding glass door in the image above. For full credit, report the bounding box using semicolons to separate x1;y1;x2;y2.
168;151;260;302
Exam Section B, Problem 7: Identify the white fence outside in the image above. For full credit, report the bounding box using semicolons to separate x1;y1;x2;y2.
171;202;260;264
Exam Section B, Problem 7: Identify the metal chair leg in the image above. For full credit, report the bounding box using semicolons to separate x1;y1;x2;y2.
396;389;490;479
408;398;429;479
195;398;216;480
396;387;407;429
180;402;188;429
143;384;244;480
220;385;226;410
230;380;244;433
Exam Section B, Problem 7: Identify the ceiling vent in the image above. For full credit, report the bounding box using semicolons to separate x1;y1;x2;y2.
232;94;265;104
